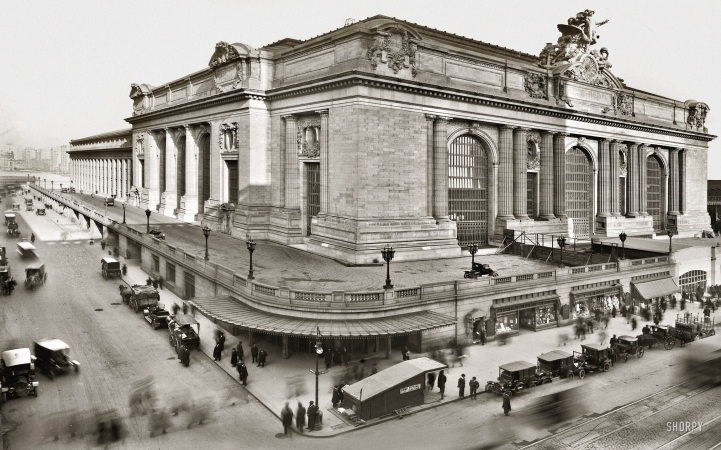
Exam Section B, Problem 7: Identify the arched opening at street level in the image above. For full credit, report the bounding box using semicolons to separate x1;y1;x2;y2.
679;270;707;298
448;135;489;246
646;154;665;232
565;146;593;238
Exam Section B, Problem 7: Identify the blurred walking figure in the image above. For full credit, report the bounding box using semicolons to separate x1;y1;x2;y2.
296;401;306;433
371;363;378;375
620;304;628;321
496;333;511;345
251;342;258;363
324;347;332;370
281;402;294;437
149;408;172;437
258;348;267;367
332;385;340;408
237;361;248;386
187;400;212;429
631;316;638;331
342;347;350;366
213;343;222;361
557;330;569;346
402;346;410;361
236;341;244;361
598;329;607;345
502;391;512;416
230;348;238;367
427;371;436;390
438;370;446;400
178;344;190;367
469;377;479;400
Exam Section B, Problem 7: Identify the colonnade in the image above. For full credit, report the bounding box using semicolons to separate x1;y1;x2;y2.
70;158;130;199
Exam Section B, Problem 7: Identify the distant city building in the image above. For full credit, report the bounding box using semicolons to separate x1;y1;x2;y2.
60;145;70;173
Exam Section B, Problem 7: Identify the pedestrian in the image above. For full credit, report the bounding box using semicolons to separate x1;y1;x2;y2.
338;380;346;404
250;342;258;363
402;346;410;361
158;276;164;290
237;361;248;386
179;345;190;367
469;377;479;400
437;370;446;400
603;315;610;329
587;318;594;333
30;232;35;243
258;348;267;367
218;331;226;351
342;347;350;366
281;402;294;437
332;385;340;408
609;334;618;346
480;327;487;346
213;343;222;361
236;341;244;361
333;348;342;366
680;298;686;311
704;305;711;324
580;323;587;341
598;329;607;345
324;347;332;370
612;305;617;318
458;374;466;398
371;363;377;375
306;401;318;431
427;371;436;390
502;390;512;416
621;304;628;321
296;402;306;434
230;348;238;367
631;316;638;331
557;330;568;346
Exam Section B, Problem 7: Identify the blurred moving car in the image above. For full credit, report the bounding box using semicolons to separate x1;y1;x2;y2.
1;348;39;402
148;228;166;240
682;335;721;387
24;263;47;290
101;257;122;280
33;339;80;379
144;303;170;329
17;242;37;259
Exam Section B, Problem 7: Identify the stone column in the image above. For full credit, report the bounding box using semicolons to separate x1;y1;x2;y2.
639;144;649;216
679;149;687;213
209;121;221;203
553;133;568;219
180;125;199;221
426;114;436;217
626;143;639;217
597;139;611;217
163;128;178;216
610;141;621;217
146;131;161;208
538;131;555;220
433;116;451;221
120;160;126;199
513;128;530;220
497;125;515;219
668;148;679;214
318;110;329;214
283;115;300;209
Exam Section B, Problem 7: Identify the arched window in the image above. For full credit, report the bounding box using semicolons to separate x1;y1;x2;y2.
448;135;489;246
566;147;591;237
679;270;707;295
646;155;664;231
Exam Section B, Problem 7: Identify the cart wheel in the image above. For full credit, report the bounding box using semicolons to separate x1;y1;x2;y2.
624;354;629;363
567;372;574;380
542;378;551;384
710;330;716;336
603;362;610;372
485;384;492;393
664;338;675;350
578;370;586;379
463;273;469;279
638;347;645;358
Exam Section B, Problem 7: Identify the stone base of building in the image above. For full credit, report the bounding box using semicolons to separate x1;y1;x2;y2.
494;217;568;243
267;208;304;245
137;186;160;212
306;214;461;265
159;192;178;217
669;212;712;237
593;215;653;237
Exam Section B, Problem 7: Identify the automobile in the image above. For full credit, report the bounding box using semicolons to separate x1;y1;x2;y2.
6;219;19;237
17;242;37;259
101;257;122;279
536;350;582;381
24;263;47;290
24;198;32;205
616;335;644;362
123;284;160;313
148;228;166;240
35;208;46;216
4;213;15;226
463;262;499;279
144;303;170;329
104;197;114;206
1;348;39;402
68;187;75;193
12;203;20;211
485;360;540;397
32;339;80;380
573;344;613;374
61;188;68;193
25;203;33;212
168;314;201;351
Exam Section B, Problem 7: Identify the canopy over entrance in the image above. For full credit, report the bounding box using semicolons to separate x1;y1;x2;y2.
190;296;456;338
632;277;680;300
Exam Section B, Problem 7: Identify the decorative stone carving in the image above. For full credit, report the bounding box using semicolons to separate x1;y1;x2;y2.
367;26;419;77
214;61;246;94
135;133;145;155
615;93;633;115
209;42;241;67
297;118;321;158
193;124;211;145
219;122;239;151
686;101;710;131
619;149;627;177
527;141;540;170
524;73;548;99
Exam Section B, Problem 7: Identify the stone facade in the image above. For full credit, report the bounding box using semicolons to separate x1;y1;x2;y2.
67;129;133;201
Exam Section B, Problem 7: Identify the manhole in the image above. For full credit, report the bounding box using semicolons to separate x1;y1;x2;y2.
94;308;103;311
110;303;121;306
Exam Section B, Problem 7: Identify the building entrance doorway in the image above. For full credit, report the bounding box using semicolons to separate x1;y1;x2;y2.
448;135;488;246
305;163;320;236
566;147;591;237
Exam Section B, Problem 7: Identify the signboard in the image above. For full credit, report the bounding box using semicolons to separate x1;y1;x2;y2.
399;384;422;395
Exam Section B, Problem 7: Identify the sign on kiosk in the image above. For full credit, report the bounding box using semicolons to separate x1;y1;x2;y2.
399;384;421;395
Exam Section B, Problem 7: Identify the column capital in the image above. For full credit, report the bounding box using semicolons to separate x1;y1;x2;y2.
281;114;297;121
540;130;557;136
435;115;453;123
669;147;682;153
554;132;569;137
600;138;613;143
499;124;517;131
315;109;329;117
183;124;193;131
425;114;437;121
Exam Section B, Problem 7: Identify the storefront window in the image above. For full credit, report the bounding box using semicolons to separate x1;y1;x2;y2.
536;305;557;325
573;293;620;319
495;313;518;334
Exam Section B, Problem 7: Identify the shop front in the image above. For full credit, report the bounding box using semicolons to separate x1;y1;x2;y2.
492;295;560;335
631;277;680;316
570;285;622;320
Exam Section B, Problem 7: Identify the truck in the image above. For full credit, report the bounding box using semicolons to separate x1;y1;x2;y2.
121;284;160;313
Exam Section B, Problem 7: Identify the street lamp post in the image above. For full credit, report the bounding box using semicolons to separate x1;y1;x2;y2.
310;327;327;430
667;229;674;254
51;181;54;192
246;237;256;279
202;225;211;260
619;231;627;260
557;236;567;268
145;209;151;233
44;178;46;189
468;243;479;270
381;244;395;289
122;202;127;224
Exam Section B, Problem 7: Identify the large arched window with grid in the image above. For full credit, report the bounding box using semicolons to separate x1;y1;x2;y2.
566;147;591;237
448;135;488;246
679;270;707;294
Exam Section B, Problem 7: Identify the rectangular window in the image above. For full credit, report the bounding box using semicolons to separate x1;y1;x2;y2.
152;254;160;272
305;163;320;235
140;160;145;188
166;263;176;284
184;272;195;299
226;160;238;203
495;312;518;334
527;172;537;219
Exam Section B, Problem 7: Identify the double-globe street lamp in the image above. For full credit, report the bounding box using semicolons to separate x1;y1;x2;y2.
557;236;567;268
246;237;256;279
145;208;151;233
202;225;211;261
619;231;627;260
382;244;395;290
667;229;675;254
468;243;479;270
310;327;326;430
122;201;127;224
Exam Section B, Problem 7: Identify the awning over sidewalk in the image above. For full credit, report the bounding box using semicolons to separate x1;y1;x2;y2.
632;278;680;300
189;296;456;338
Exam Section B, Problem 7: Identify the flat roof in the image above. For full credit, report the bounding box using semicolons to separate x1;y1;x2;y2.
538;350;573;362
2;348;31;366
342;357;447;401
500;361;536;372
17;242;36;251
35;338;70;352
581;344;609;351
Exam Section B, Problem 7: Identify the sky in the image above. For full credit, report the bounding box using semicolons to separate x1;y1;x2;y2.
1;0;720;175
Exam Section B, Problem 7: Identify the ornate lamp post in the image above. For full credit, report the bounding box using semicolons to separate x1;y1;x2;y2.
381;244;395;289
310;327;327;430
145;208;151;233
51;181;54;192
60;183;62;192
44;178;46;189
246;237;256;279
122;202;127;224
557;236;567;268
202;225;211;260
667;229;674;254
619;231;627;260
468;243;479;270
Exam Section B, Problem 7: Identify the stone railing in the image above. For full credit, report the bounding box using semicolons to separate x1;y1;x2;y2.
31;185;677;313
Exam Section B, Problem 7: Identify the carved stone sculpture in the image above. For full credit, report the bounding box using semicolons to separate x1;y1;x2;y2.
615;93;633;115
209;42;241;67
135;133;145;155
619;149;627;177
524;73;548;99
367;26;419;77
687;102;710;131
219;123;239;151
297;118;321;158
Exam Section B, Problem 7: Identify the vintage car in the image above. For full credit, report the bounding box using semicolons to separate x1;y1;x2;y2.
122;284;160;313
33;339;80;379
4;213;15;226
68;187;75;193
11;203;20;211
616;335;644;362
104;197;114;206
463;262;499;279
536;350;581;381
25;203;33;212
168;314;201;351
60;188;68;193
148;228;166;240
485;361;540;397
35;207;45;215
101;257;122;279
144;303;170;329
1;348;38;401
573;344;613;374
17;242;36;259
24;263;47;290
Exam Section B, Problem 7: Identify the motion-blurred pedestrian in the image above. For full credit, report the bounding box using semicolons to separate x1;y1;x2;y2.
620;304;628;320
281;402;294;437
612;305;617;318
338;380;346;403
502;391;512;416
371;363;378;375
213;343;222;361
557;330;569;347
631;316;638;331
324;347;332;370
402;346;410;361
230;348;238;367
296;402;306;433
332;386;340;408
258;348;267;367
342;347;350;366
427;371;436;390
237;362;248;386
438;370;446;399
236;341;244;361
251;342;258;363
598;329;607;345
480;327;487;346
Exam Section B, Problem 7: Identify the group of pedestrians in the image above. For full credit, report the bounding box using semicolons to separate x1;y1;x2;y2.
280;400;320;437
323;346;351;370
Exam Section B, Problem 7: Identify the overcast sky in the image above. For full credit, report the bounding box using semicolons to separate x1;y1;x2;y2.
1;0;720;175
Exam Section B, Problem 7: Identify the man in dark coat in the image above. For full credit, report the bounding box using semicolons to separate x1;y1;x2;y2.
502;390;512;416
179;345;190;367
296;401;306;433
331;386;340;408
258;348;267;367
218;332;226;351
213;343;222;361
427;371;436;390
333;348;342;365
237;362;248;386
469;377;480;400
236;341;244;361
230;349;238;367
324;348;332;371
458;374;466;398
250;342;258;363
281;402;294;437
342;347;350;366
402;346;410;361
306;401;318;431
437;370;446;400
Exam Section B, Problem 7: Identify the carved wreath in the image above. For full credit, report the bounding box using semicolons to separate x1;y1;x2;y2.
297;118;321;158
615;93;633;116
564;55;611;88
219;122;238;151
367;27;419;77
524;73;548;99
